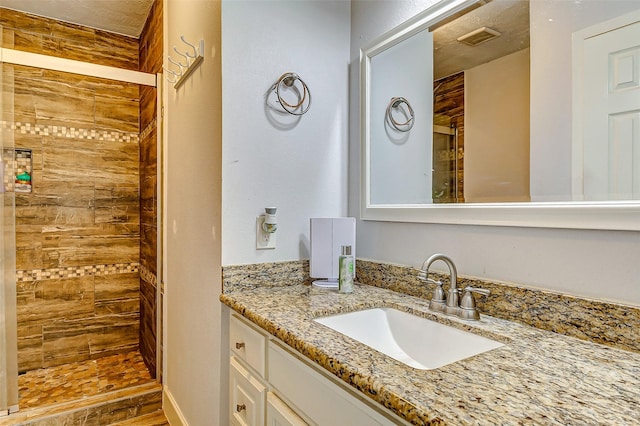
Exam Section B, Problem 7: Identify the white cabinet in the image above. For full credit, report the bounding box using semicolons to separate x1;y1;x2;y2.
229;315;268;426
230;311;267;376
266;392;307;426
269;342;401;426
227;311;409;426
230;356;267;426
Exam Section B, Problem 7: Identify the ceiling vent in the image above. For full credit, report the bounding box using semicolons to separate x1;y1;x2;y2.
457;27;501;46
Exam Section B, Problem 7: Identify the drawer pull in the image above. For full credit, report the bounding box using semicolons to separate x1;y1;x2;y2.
235;342;245;349
236;403;246;412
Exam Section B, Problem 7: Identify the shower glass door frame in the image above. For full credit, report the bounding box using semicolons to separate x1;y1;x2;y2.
0;27;20;415
0;39;157;416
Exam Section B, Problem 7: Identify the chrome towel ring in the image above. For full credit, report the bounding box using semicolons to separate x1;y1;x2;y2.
269;72;312;115
385;97;415;132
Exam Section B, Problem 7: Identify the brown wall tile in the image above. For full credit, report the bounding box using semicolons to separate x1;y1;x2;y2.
140;225;157;276
139;0;163;74
41;225;139;269
94;94;140;133
95;186;140;225
140;278;157;378
42;328;91;366
4;4;161;374
42;314;140;367
11;17;142;368
95;273;140;302
138;0;162;378
140;86;157;131
0;8;139;70
17;277;96;324
15;224;43;269
41;138;139;186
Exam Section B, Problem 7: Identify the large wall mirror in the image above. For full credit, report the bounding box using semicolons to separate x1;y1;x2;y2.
361;0;640;230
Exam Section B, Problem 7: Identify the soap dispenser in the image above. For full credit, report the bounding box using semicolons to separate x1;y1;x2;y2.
338;245;354;294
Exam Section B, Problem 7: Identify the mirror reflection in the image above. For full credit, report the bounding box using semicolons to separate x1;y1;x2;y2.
367;0;640;205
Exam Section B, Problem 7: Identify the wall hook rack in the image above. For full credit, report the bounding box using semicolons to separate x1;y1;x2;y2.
164;35;204;89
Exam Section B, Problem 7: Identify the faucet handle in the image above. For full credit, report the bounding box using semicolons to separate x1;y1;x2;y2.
464;286;490;297
460;287;489;310
458;287;489;321
431;279;445;301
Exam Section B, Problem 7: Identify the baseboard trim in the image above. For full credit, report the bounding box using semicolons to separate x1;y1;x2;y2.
163;387;188;426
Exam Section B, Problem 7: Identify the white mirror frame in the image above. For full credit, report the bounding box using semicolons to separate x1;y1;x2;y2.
360;0;640;231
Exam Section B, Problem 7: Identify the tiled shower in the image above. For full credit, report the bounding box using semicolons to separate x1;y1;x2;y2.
0;0;162;409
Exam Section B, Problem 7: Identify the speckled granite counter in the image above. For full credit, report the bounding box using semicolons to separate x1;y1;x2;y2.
220;282;640;425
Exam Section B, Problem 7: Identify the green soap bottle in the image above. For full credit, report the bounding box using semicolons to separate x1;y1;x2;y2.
338;245;354;294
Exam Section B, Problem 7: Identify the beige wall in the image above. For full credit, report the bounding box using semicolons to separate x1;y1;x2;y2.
163;0;223;424
465;48;530;203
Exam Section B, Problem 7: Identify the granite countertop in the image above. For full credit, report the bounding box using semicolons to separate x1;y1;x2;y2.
220;282;640;425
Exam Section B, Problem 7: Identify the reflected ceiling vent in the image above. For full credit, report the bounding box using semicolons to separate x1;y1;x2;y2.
457;27;501;46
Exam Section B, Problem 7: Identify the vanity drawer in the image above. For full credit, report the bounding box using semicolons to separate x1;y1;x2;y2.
230;314;267;376
230;356;267;426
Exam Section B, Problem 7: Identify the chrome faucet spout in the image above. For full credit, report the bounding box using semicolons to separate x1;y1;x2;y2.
424;254;459;315
419;254;489;321
424;254;458;290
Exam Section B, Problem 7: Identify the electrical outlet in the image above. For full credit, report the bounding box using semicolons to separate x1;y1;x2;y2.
256;216;276;250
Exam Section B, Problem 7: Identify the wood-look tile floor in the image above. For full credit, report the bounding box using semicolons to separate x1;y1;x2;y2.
18;351;155;409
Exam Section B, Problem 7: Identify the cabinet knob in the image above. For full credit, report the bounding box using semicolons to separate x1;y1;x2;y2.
235;342;245;349
236;403;246;412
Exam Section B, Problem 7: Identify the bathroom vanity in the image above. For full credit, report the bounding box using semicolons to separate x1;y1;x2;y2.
220;282;640;425
228;310;409;425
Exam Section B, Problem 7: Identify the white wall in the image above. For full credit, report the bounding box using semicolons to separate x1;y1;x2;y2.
369;29;434;205
465;48;530;203
221;0;351;266
350;0;640;307
163;0;224;424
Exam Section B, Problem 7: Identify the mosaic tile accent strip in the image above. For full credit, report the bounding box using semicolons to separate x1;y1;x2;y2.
356;259;640;353
17;262;139;282
1;120;140;144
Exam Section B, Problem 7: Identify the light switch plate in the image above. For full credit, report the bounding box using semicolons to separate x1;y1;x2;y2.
256;216;276;250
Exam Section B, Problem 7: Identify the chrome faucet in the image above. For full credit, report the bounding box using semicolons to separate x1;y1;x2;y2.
417;254;489;321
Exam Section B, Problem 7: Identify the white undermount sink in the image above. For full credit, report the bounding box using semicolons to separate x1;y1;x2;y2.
314;307;504;370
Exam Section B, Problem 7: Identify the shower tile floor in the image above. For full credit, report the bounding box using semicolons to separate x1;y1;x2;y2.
18;350;155;409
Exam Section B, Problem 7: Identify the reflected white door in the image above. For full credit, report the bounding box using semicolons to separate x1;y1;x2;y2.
579;14;640;200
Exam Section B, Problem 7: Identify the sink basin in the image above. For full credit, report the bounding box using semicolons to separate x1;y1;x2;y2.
314;307;504;370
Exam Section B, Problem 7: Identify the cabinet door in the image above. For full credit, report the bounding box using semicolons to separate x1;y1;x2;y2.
268;342;405;426
266;392;307;426
230;356;267;426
